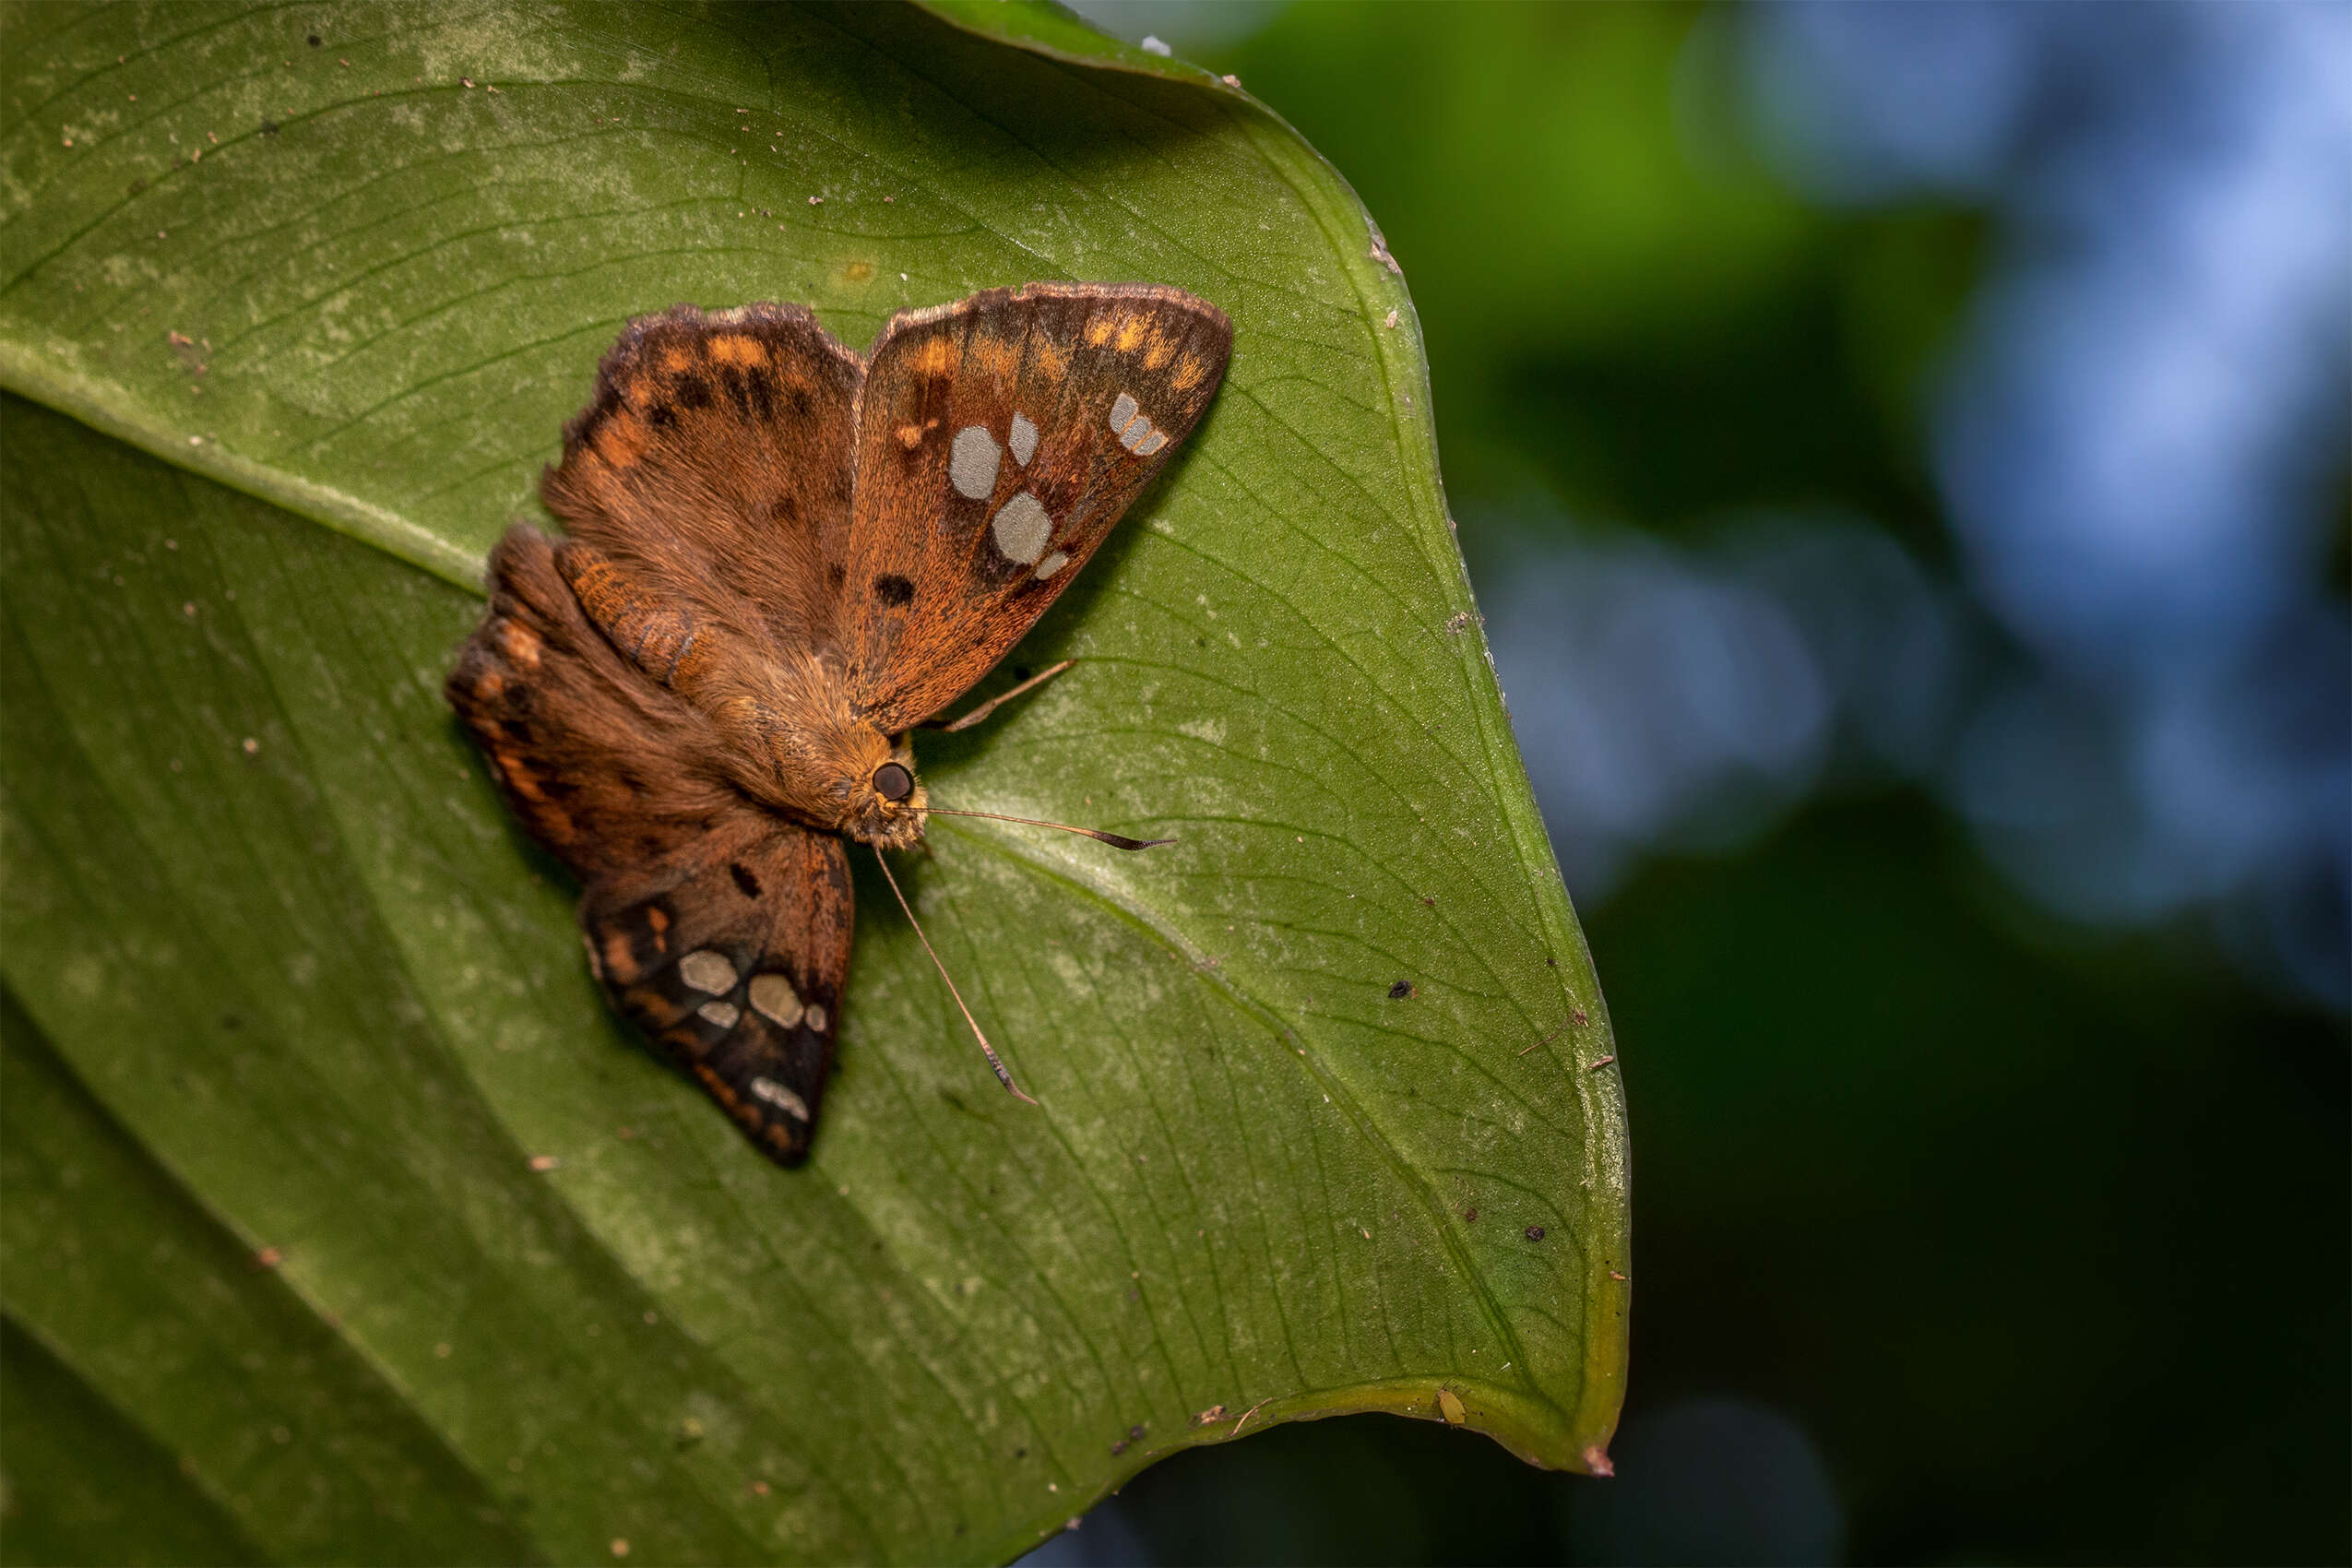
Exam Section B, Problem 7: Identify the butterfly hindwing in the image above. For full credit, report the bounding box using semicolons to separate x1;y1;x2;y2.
449;524;851;1166
839;283;1232;731
581;815;853;1167
447;523;740;881
541;302;862;658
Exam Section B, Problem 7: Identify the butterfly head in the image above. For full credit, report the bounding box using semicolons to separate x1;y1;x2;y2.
847;740;928;851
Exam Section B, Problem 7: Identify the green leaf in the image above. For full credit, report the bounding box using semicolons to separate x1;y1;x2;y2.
0;3;1628;1562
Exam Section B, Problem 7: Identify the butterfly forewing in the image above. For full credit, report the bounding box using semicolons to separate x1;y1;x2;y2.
579;815;852;1166
839;283;1231;731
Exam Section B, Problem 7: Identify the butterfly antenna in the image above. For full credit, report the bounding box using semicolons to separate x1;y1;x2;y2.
928;808;1175;851
873;846;1039;1106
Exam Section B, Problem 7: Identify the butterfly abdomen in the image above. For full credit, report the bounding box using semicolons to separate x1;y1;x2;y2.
553;540;717;694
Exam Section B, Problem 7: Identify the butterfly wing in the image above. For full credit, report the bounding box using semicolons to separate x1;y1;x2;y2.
540;302;864;655
448;524;850;1164
838;283;1231;731
577;814;851;1167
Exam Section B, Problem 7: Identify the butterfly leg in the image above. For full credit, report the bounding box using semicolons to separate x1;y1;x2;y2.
923;659;1075;733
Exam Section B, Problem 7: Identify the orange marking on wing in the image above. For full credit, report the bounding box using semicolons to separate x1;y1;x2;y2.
1086;315;1116;347
969;335;1017;380
1030;337;1069;380
896;423;924;449
646;907;670;934
595;411;648;469
1116;316;1148;352
693;1063;743;1110
493;749;547;801
660;347;695;374
1171;354;1206;390
474;670;506;699
493;619;543;668
624;986;686;1027
602;931;642;980
1143;333;1174;370
913;337;954;375
708;333;764;367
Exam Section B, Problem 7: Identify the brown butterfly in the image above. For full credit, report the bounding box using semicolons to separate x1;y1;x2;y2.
445;284;1231;1166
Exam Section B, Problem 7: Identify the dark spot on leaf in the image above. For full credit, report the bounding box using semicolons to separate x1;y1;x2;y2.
220;1014;241;1030
259;121;279;136
1525;1225;1545;1242
1111;1440;1128;1455
306;33;321;46
729;861;762;899
1128;1424;1145;1440
1015;1447;1028;1460
873;574;914;608
1386;979;1413;1000
1464;1206;1477;1222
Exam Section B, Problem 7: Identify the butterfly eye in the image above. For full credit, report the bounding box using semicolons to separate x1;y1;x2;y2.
873;762;914;802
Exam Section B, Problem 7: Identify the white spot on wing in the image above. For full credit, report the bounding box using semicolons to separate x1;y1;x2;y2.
1034;550;1070;579
749;972;803;1028
1134;429;1168;456
804;1003;829;1034
697;1000;740;1028
1109;392;1138;436
750;1077;811;1121
991;493;1052;564
679;950;738;993
949;425;1001;499
1010;411;1038;466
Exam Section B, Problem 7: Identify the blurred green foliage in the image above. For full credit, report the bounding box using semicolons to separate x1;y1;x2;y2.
1075;4;2351;1563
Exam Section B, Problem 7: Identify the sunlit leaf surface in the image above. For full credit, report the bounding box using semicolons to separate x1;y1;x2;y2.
0;4;1627;1561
